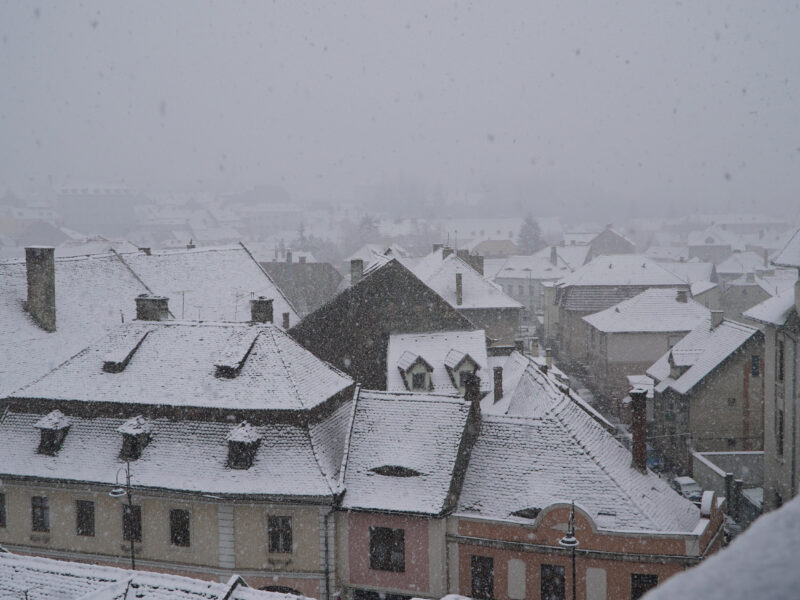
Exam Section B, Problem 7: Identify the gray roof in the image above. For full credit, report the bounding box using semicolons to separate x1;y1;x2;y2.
458;373;700;533
583;288;710;333
340;390;471;515
10;321;353;411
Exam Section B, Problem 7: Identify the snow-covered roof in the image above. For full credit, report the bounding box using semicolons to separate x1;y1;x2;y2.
716;251;768;276
687;226;743;249
493;254;571;281
642;495;800;600
0;550;305;600
409;253;521;310
0;403;350;497
645;245;689;263
339;390;471;515
583;288;710;333
387;330;490;394
659;260;715;285
772;227;800;268
556;255;687;288
533;244;591;270
691;280;718;296
0;245;299;398
647;318;761;395
562;231;597;245
742;285;798;326
458;375;700;533
11;321;353;411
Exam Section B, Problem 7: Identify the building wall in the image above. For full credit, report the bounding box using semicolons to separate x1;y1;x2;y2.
450;505;722;600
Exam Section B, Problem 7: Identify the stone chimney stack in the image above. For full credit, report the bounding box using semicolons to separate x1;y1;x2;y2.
464;372;481;410
455;272;463;306
286;249;292;264
711;310;724;329
493;367;503;402
550;246;558;266
350;259;364;285
629;387;648;472
545;347;552;368
282;312;290;329
135;294;170;321
250;296;273;323
25;246;56;332
676;289;688;303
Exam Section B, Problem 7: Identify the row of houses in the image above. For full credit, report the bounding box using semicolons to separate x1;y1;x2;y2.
0;244;723;600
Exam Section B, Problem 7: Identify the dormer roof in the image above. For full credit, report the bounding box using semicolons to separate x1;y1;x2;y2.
35;410;70;430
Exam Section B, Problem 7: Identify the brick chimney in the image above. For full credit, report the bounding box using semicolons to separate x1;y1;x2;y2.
25;246;56;332
550;246;558;266
250;296;273;323
282;312;290;329
350;258;364;285
455;272;463;306
135;294;170;321
493;367;503;402
676;289;688;303
711;310;724;329
464;372;481;410
629;386;648;472
286;249;293;264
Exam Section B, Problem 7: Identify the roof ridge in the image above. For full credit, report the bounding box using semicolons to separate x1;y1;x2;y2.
238;241;302;320
266;326;306;410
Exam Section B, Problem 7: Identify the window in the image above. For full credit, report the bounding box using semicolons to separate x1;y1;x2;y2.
169;509;190;547
631;574;659;599
541;564;565;600
471;555;494;599
727;397;736;406
369;526;405;572
0;493;6;528
76;500;95;537
778;340;785;382
31;496;50;532
777;408;785;457
411;372;427;390
123;505;142;542
751;355;760;377
268;516;292;553
459;369;474;389
120;433;149;461
38;428;69;456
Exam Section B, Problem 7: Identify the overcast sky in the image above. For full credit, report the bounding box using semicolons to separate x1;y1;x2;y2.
1;1;798;214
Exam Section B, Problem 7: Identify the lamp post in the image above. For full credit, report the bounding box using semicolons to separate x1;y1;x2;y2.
558;501;579;600
109;460;135;570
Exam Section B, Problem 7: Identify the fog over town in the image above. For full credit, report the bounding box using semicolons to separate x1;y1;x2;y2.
1;2;799;600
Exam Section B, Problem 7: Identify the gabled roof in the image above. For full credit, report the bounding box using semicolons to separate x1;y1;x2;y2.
772;227;800;268
0;548;304;600
743;285;798;326
556;255;687;288
583;288;710;333
410;253;521;310
458;371;700;533
494;254;571;280
388;331;490;393
534;244;592;270
339;389;471;515
688;226;743;248
660;260;716;285
10;321;353;411
716;251;769;276
647;319;761;395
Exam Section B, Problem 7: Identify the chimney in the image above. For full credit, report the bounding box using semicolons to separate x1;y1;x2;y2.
711;310;724;329
25;246;56;332
455;272;463;306
286;249;292;264
350;259;364;285
514;339;525;353
299;255;306;264
186;239;195;250
676;289;688;303
629;387;648;472
250;296;273;323
493;367;503;402
135;294;170;321
282;312;290;329
463;372;481;410
550;246;558;266
763;248;769;267
530;338;539;356
794;279;800;316
433;243;443;253
443;247;454;259
139;247;151;256
545;347;552;368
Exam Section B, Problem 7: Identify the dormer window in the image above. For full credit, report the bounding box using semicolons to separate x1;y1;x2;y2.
118;416;153;461
227;421;260;469
35;410;71;455
444;349;480;393
396;351;433;392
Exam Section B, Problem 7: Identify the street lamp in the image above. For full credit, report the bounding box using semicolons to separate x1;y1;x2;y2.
558;501;579;600
109;460;136;570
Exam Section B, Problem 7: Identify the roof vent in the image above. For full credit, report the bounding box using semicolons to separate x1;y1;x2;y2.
227;421;261;469
35;410;71;455
118;415;153;461
370;465;423;477
215;329;260;378
511;507;541;519
103;330;151;373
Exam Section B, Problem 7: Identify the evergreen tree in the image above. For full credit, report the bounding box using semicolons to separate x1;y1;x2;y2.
517;213;545;254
